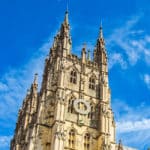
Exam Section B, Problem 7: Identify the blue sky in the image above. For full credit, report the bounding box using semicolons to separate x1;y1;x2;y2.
0;0;150;149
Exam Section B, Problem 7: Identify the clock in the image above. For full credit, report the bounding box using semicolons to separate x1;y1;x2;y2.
73;99;91;115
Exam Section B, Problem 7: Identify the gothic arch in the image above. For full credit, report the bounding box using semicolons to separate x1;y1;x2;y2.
70;69;77;84
89;73;97;80
66;93;76;113
89;75;96;90
88;102;96;119
67;128;77;149
67;126;78;135
83;132;91;150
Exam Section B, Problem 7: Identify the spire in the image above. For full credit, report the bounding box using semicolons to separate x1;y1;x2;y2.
64;10;69;26
60;10;70;36
97;21;105;47
94;22;107;66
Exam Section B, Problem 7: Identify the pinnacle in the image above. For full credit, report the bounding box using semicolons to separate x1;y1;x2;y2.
33;73;38;85
99;23;103;39
64;10;69;25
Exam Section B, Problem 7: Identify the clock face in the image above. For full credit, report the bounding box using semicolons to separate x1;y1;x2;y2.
73;99;91;115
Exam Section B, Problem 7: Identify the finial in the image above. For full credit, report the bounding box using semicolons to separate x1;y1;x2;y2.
34;73;38;85
100;19;103;39
64;5;69;25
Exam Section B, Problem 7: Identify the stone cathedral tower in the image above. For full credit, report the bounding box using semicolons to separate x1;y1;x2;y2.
11;11;117;150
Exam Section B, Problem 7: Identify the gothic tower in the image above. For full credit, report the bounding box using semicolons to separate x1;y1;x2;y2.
11;11;116;150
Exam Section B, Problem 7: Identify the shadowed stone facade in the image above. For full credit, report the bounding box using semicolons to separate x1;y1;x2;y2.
11;11;123;150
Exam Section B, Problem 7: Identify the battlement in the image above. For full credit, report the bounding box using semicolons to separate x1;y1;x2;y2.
67;53;99;70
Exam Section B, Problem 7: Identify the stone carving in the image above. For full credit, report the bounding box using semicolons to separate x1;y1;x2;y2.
11;11;117;150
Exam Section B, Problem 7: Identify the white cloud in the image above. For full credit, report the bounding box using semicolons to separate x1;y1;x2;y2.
0;37;53;149
107;14;150;68
0;36;53;124
113;99;150;149
143;74;150;89
113;99;150;122
109;52;127;69
117;119;150;133
113;99;150;131
117;129;150;150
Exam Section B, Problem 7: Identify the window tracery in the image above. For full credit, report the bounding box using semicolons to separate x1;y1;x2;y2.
68;98;74;113
68;129;75;149
88;104;94;120
89;76;95;90
70;70;77;84
84;133;90;150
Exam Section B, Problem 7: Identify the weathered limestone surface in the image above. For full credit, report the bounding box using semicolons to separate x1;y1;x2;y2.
11;11;121;150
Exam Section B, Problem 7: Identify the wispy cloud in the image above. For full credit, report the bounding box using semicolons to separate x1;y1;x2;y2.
143;74;150;89
107;14;150;68
0;41;49;120
113;99;150;149
0;35;54;150
117;119;150;133
0;32;56;120
117;129;150;150
109;53;127;69
113;99;150;122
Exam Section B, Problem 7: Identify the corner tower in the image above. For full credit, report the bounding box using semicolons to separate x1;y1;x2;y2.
11;11;116;150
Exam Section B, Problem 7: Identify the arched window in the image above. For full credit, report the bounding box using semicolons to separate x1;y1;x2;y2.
70;70;77;84
89;77;95;90
68;129;75;149
88;104;94;119
68;99;74;113
84;133;90;150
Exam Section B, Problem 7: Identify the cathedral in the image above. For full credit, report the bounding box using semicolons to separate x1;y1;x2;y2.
11;11;124;150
